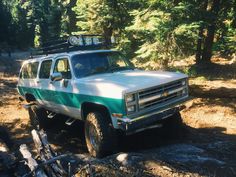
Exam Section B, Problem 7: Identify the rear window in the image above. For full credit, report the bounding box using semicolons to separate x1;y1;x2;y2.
39;60;52;79
20;62;39;79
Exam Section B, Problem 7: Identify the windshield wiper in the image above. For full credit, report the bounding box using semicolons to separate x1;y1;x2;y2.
108;66;134;72
84;69;110;77
84;67;134;77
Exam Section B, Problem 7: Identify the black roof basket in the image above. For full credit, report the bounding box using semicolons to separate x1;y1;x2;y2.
31;35;115;56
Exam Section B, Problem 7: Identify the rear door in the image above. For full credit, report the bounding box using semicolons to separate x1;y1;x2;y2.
37;58;55;108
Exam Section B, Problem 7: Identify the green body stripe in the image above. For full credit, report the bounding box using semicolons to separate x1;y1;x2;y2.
18;86;126;114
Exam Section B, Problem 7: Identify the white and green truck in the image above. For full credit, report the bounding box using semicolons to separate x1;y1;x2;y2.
17;36;189;157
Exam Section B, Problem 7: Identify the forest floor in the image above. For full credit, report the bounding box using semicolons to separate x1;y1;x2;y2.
0;52;236;177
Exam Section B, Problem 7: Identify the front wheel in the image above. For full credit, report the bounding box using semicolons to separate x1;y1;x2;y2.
85;112;117;158
163;111;187;138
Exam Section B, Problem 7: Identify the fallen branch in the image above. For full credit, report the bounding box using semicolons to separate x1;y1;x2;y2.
23;154;69;177
19;144;47;177
31;129;67;177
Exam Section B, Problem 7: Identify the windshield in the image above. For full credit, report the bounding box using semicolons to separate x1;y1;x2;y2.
71;52;134;78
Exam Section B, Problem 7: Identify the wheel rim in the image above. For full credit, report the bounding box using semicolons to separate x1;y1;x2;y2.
88;123;99;150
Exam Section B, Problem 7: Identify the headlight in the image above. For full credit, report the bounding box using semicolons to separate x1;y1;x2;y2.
125;94;135;103
127;105;136;113
125;93;137;114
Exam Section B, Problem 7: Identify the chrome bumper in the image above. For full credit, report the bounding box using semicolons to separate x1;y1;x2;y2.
116;96;191;134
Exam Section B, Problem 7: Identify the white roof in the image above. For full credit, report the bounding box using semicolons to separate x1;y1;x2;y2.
25;49;117;63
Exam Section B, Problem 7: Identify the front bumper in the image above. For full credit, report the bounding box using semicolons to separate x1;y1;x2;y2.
116;96;191;134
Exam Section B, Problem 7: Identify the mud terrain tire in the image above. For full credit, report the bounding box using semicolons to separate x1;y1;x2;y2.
85;112;117;158
28;105;50;129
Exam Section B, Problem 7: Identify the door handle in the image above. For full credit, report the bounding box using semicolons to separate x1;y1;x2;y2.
36;80;41;83
63;79;69;87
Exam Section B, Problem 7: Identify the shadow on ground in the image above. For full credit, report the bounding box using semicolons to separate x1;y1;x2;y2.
190;62;236;80
1;113;236;176
0;56;235;176
10;115;236;176
190;84;236;99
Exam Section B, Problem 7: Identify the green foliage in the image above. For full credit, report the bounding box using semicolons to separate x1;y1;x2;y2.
124;1;201;69
34;25;41;47
184;66;197;77
0;0;78;48
0;1;12;45
73;0;131;44
215;7;236;55
0;0;235;68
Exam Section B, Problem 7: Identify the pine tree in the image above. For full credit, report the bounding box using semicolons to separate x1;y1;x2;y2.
73;0;130;45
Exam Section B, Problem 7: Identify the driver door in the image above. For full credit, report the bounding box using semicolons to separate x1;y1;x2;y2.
50;57;73;114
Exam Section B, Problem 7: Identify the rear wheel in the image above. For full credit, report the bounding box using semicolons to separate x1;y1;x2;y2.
85;112;117;158
28;105;51;129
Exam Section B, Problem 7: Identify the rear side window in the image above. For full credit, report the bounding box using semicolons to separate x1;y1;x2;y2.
20;63;29;79
20;62;39;79
39;60;52;79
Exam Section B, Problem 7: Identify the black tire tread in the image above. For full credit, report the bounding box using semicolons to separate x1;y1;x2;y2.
85;112;117;157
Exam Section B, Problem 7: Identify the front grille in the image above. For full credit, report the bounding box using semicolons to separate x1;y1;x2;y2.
137;79;187;111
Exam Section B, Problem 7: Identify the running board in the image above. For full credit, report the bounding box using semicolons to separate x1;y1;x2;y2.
23;103;35;109
126;124;163;135
65;118;76;126
47;112;56;119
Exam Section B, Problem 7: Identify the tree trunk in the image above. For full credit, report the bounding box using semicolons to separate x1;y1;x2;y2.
196;25;204;64
67;0;77;34
103;27;113;47
201;0;221;63
201;24;216;63
196;0;208;64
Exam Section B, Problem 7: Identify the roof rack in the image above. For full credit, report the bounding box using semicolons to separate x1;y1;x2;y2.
31;35;115;56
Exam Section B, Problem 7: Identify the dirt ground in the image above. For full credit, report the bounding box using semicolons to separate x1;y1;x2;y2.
0;53;235;177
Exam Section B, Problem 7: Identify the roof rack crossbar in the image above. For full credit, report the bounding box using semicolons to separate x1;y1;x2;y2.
31;35;114;56
40;42;69;51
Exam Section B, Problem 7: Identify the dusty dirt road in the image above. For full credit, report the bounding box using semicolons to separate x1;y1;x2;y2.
0;55;236;176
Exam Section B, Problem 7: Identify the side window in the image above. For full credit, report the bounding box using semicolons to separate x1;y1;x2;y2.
20;63;29;79
39;60;52;79
54;58;71;79
20;62;39;79
30;62;39;78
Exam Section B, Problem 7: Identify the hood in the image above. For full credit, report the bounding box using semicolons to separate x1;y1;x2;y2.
77;69;188;99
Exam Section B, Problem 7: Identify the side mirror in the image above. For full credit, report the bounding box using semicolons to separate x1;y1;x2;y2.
50;72;62;81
